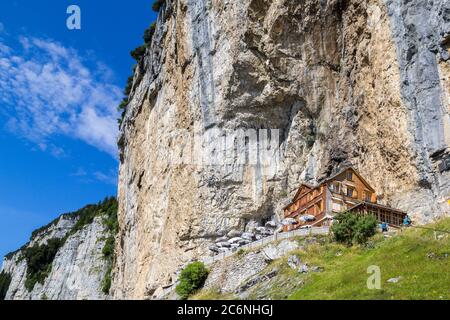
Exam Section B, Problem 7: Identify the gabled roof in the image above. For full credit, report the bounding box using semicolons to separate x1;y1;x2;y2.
322;166;376;193
292;182;316;202
283;183;317;211
284;166;377;211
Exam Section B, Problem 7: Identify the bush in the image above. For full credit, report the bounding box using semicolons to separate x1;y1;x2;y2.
124;76;134;96
143;23;157;44
353;215;378;245
0;271;12;300
101;266;112;295
331;212;377;246
152;0;165;12
176;262;209;300
23;238;64;292
102;237;115;258
117;16;158;127
130;45;146;62
69;197;117;236
100;198;118;295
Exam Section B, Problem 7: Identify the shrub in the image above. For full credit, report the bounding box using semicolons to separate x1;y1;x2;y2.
176;262;209;300
152;0;165;12
102;237;115;258
130;45;146;62
23;238;64;292
143;23;157;44
31;214;74;239
69;197;117;236
331;212;377;246
101;265;112;295
100;198;118;295
4;244;27;260
0;271;12;300
117;16;159;127
353;215;378;245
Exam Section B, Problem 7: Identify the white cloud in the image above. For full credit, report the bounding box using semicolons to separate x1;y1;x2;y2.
94;170;118;185
0;36;122;158
71;167;87;177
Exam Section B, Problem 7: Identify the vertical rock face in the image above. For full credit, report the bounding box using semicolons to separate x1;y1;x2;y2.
1;215;110;300
114;0;450;299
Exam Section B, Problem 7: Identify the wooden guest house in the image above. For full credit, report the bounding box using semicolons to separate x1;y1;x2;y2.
283;167;407;231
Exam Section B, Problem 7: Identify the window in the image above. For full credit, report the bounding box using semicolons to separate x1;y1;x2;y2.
364;191;372;202
346;187;354;198
346;171;353;181
332;201;342;212
331;182;341;194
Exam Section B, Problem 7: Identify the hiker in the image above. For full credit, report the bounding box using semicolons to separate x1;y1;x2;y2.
381;222;389;232
403;215;412;227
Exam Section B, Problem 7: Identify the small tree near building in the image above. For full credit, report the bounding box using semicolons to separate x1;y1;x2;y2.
332;212;378;246
176;262;209;300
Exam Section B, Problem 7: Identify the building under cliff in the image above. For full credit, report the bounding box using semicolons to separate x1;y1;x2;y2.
283;167;407;231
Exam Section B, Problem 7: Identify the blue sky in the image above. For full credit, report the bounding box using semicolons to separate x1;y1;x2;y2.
0;0;157;261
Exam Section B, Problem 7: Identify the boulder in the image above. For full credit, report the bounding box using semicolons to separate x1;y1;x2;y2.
311;266;324;273
299;264;309;273
287;255;301;269
236;268;279;294
261;239;300;260
387;276;402;283
244;220;261;233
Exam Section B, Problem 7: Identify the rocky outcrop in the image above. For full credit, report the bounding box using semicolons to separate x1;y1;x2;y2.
199;237;318;299
114;0;450;299
1;215;111;300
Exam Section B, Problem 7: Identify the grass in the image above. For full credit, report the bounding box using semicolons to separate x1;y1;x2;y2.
190;288;237;300
289;218;450;300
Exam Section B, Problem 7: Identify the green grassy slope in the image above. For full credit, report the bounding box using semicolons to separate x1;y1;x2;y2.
288;218;449;300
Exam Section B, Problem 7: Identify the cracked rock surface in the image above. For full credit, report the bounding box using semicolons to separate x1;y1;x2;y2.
113;0;450;299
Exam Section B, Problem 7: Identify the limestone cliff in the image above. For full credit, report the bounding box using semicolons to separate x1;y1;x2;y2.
113;0;450;299
1;200;117;300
